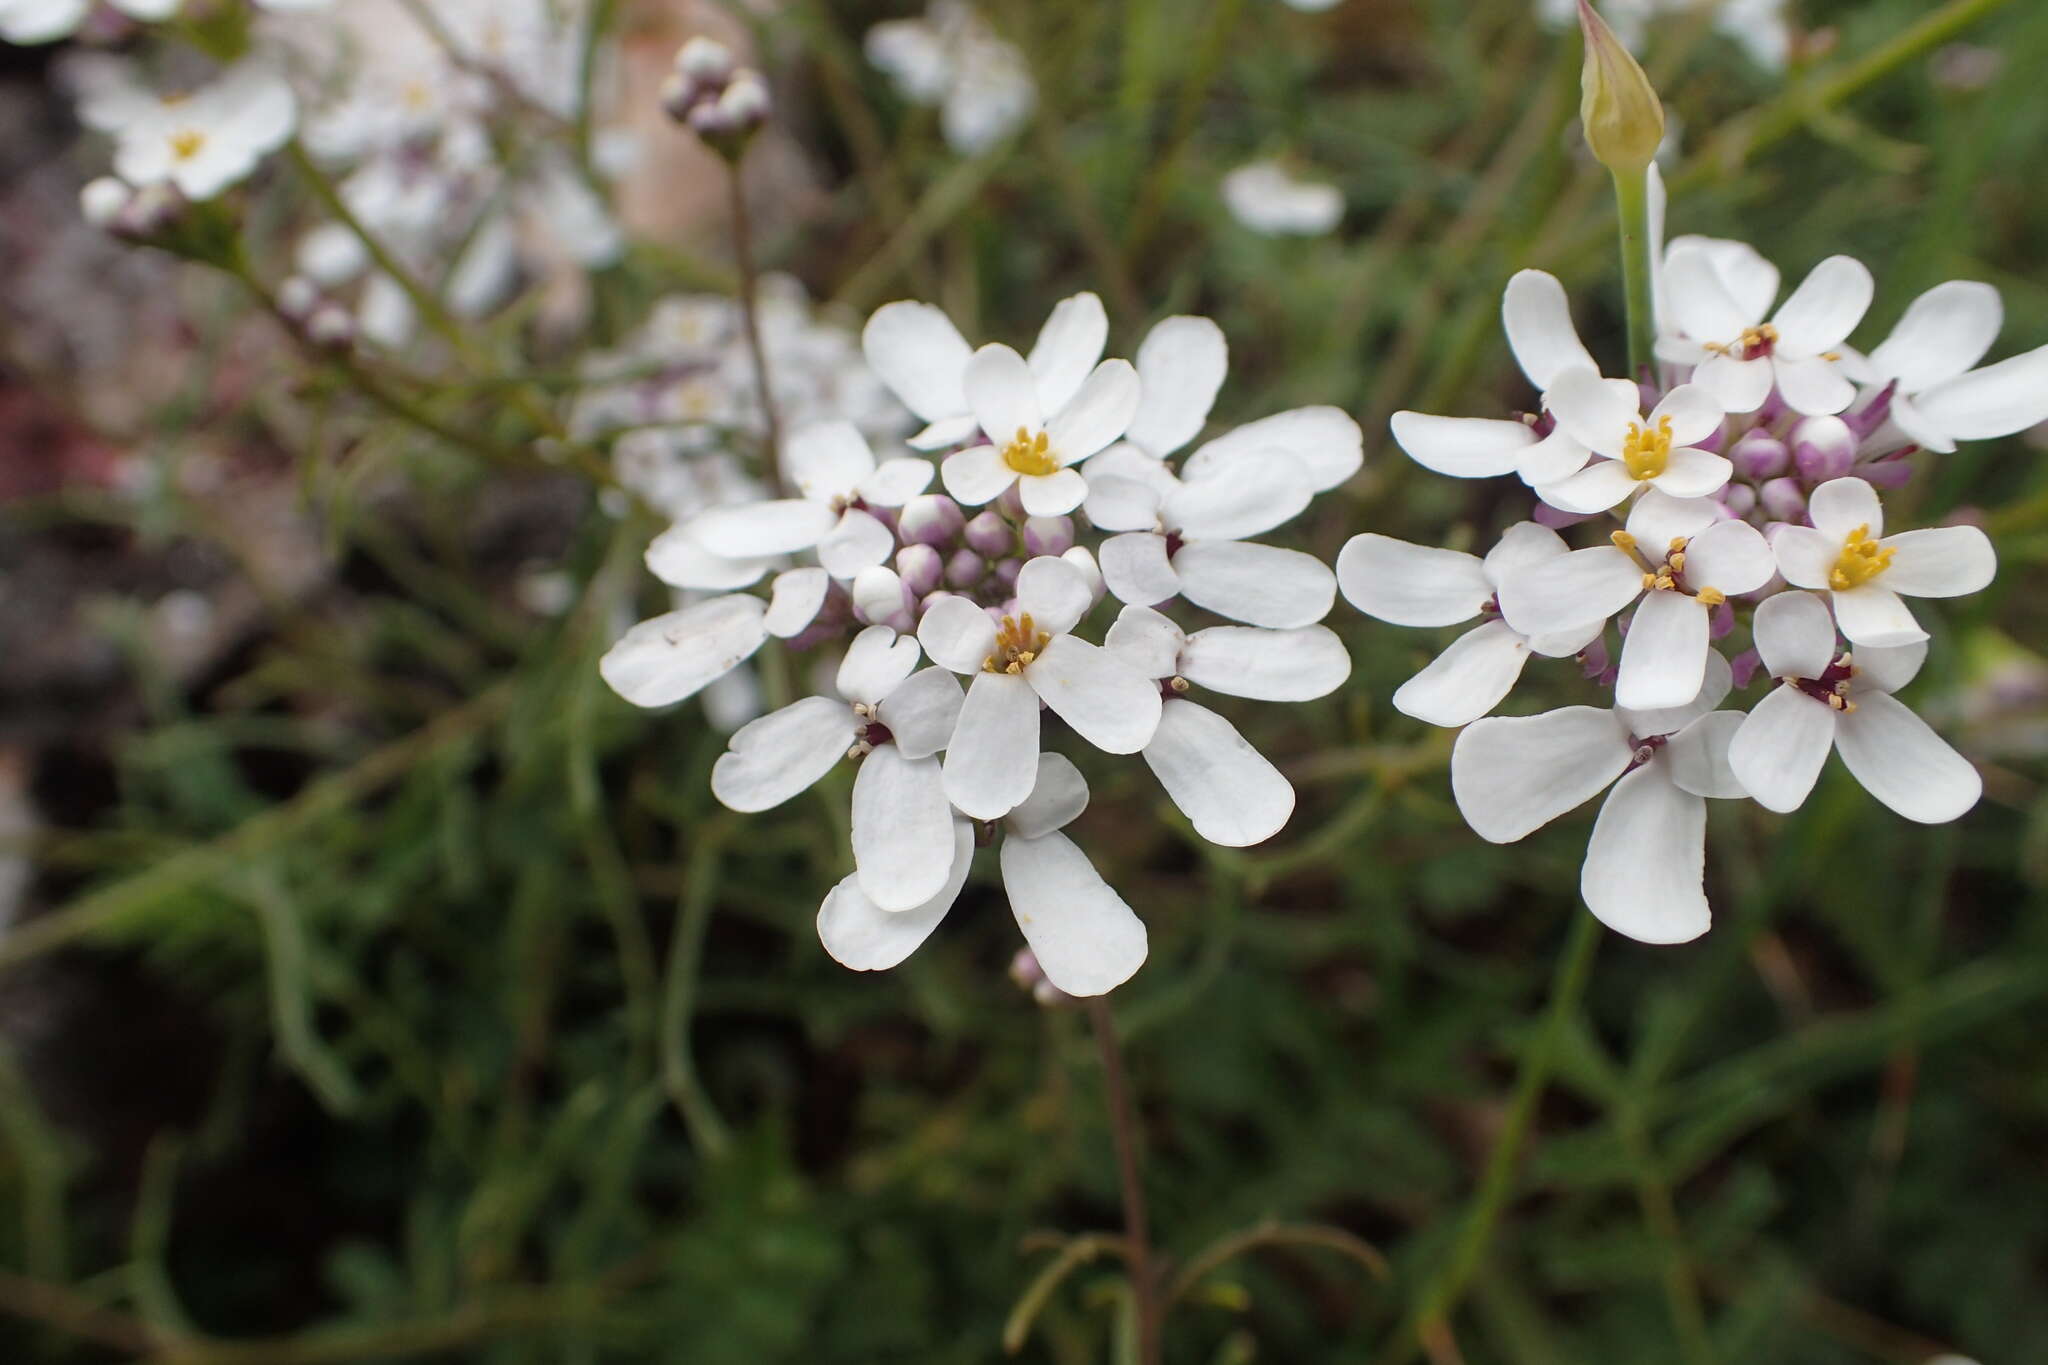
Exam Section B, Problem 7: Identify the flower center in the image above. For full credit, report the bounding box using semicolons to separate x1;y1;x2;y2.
846;701;896;757
1614;530;1725;605
1000;426;1059;477
1621;416;1673;481
169;130;207;162
1788;651;1859;713
1829;524;1893;591
1705;323;1778;361
982;612;1050;674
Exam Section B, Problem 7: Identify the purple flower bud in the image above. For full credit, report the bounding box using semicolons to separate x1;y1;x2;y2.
1729;430;1789;482
1718;483;1758;520
963;510;1013;558
1791;415;1857;484
1008;949;1073;1007
1579;634;1615;686
1022;515;1075;557
1729;647;1764;688
1844;382;1895;441
1759;476;1807;524
1860;455;1914;490
305;303;357;349
79;176;129;229
991;557;1023;592
676;36;736;83
995;483;1028;521
896;543;942;597
659;71;702;123
944;548;985;588
897;493;965;546
1709;599;1736;641
1532;500;1592;531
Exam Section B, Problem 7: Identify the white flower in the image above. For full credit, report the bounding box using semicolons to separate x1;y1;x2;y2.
1221;161;1344;237
863;290;1111;452
1770;477;1996;649
1846;280;2048;454
1499;492;1774;710
679;420;934;579
710;625;965;910
1536;370;1730;513
1106;605;1353;845
864;1;1035;154
84;61;298;201
1451;652;1748;944
1659;241;1873;415
1728;591;1981;821
1337;522;1604;727
917;556;1161;819
939;342;1139;516
2;0;177;44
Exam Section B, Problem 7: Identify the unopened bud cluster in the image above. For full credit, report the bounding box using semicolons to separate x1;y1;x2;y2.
661;37;772;155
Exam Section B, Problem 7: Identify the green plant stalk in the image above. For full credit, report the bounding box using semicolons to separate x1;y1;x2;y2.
1612;166;1656;380
663;821;735;1159
1088;998;1160;1365
725;156;785;494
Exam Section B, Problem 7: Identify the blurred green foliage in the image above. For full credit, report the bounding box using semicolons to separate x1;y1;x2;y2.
5;0;2048;1361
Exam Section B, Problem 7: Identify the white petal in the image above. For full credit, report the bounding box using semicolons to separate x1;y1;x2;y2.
1144;699;1294;846
1045;359;1141;462
1808;477;1883;540
1386;412;1532;479
1690;353;1775;414
1482;521;1570;581
942;671;1041;819
1648;384;1725;448
964;343;1043;447
1126;315;1228;456
1771;526;1839;590
1026;636;1162;754
1683;519;1775;595
1496;546;1642;637
1771;255;1873;355
1619;648;1733;739
765;567;831;638
1502;269;1597;391
1179;625;1352;701
1771;354;1856;417
1007;752;1090;840
1103;604;1186;680
647;529;772;592
1085;442;1181;495
1027;291;1109;414
1174;541;1335;628
783;420;874;501
1832;584;1926;649
1450;706;1633;843
1695;237;1782;323
1851;639;1927;696
1868;280;2002;392
876;666;966;758
710;696;855;812
1538;458;1640;514
1165;450;1313;541
1616;591;1710;712
917;594;998;674
817;820;973;972
1084;474;1166;532
691;499;838;558
1580;767;1710;945
1880;526;1996;598
851;565;911;627
1664;710;1749;799
1184;407;1362;491
1751;590;1836;679
941;444;1019;505
1912;345;2048;441
837;623;921;703
1833;691;1981;824
1666;243;1762;342
1099;533;1183;609
1001;831;1147;997
1727;686;1836;813
1335;534;1490;627
862;300;971;422
599;596;769;708
1018;467;1090;517
1646;448;1732;501
852;746;957;911
1393;620;1531;728
856;456;937;507
1015;555;1094;635
1514;428;1595;486
818;508;897;578
909;414;983;451
1625;489;1721;549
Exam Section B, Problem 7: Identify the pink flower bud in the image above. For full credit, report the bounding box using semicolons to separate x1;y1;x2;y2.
991;557;1023;592
1718;482;1757;519
1859;455;1914;490
1791;415;1857;484
275;275;321;320
896;543;942;597
1729;647;1764;688
995;483;1028;521
1758;476;1807;523
1022;515;1075;557
897;493;965;546
943;548;985;588
963;510;1012;558
1729;430;1789;482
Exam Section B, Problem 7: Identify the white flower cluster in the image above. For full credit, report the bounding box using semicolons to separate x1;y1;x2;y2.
70;56;298;206
601;291;1362;995
864;1;1035;155
1;0;326;47
1347;170;2039;945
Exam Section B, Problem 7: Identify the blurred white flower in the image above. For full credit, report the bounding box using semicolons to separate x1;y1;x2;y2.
1659;242;1873;415
865;1;1035;154
1535;0;1792;72
1221;160;1343;237
79;61;298;201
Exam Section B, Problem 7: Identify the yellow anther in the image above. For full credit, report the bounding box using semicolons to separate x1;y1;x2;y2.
1621;415;1675;481
1169;676;1190;693
169;130;206;162
1641;571;1658;589
1668;537;1688;553
984;613;1053;673
1668;551;1686;572
1695;586;1726;607
1001;426;1059;477
1827;524;1894;591
1611;530;1637;551
1703;323;1779;360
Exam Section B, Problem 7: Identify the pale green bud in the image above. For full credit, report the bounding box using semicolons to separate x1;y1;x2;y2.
1577;0;1665;176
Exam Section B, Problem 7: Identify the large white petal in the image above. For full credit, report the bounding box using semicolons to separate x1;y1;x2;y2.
1184;407;1362;491
1694;236;1781;324
1663;710;1748;799
1648;383;1725;449
1496;545;1643;637
765;567;831;638
1502;269;1597;391
1450;706;1633;843
1626;489;1721;550
837;624;922;703
876;666;966;759
1001;831;1147;997
1646;448;1732;501
1912;345;2048;441
1544;367;1640;459
1180;625;1352;701
862;300;971;422
1770;526;1839;590
1808;476;1882;540
599;596;769;708
1166;449;1313;541
942;671;1041;819
1084;474;1166;532
1616;591;1710;712
1666;242;1761;342
1017;467;1089;517
1851;639;1927;697
817;820;973;972
856;456;937;507
1683;518;1775;596
1537;458;1640;514
1580;767;1711;946
1126;315;1228;456
1103;604;1186;680
1690;353;1775;414
644;526;773;590
1174;541;1335;628
1099;533;1183;610
917;594;999;674
1833;691;1981;824
1771;255;1874;355
1144;699;1294;846
1867;280;2002;392
1482;521;1570;582
1879;526;1997;599
941;443;1019;505
1044;359;1141;463
852;746;958;911
1026;636;1162;754
1832;584;1926;649
1015;554;1095;635
691;499;838;558
1728;686;1836;812
818;508;897;578
783;420;874;501
1393;620;1531;728
1007;752;1090;840
908;414;983;451
1514;428;1595;486
710;696;855;812
1751;589;1836;680
1335;535;1491;627
964;342;1044;447
1027;291;1109;414
1771;353;1856;417
1619;649;1732;740
1386;412;1531;479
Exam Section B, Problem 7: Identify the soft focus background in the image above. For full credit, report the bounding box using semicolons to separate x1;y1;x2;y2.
4;0;2048;1361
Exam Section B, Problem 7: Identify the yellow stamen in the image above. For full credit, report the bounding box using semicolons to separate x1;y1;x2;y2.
1695;587;1725;607
1000;426;1059;477
1622;415;1674;481
169;130;206;162
1610;530;1637;552
982;612;1053;673
1703;323;1779;360
1828;524;1894;591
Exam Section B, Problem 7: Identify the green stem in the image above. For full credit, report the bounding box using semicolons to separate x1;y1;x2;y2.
662;820;735;1159
725;156;785;494
1088;998;1161;1365
1612;166;1655;381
